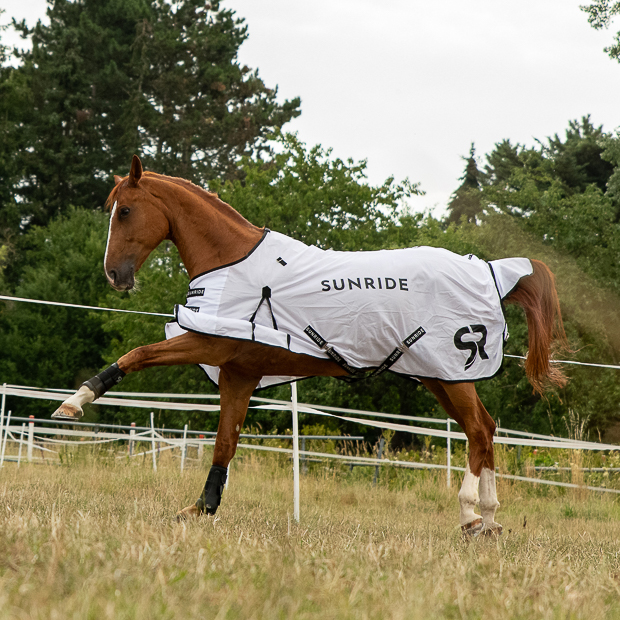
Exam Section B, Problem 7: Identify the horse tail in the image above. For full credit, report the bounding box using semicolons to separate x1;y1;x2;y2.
504;259;568;394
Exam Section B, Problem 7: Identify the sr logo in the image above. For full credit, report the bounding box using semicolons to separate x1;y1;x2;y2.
454;325;489;370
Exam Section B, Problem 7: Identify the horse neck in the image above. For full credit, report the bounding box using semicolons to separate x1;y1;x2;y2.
155;178;263;280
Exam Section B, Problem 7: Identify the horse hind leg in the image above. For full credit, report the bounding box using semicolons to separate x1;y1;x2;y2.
450;383;501;537
421;379;501;537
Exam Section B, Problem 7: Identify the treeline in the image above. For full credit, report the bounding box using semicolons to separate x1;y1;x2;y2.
1;1;620;442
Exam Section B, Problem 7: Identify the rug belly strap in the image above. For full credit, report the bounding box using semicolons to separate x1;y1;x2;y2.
304;324;426;381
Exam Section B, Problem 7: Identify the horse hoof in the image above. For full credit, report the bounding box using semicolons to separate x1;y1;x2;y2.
51;403;83;420
475;523;503;539
461;518;483;538
176;504;202;522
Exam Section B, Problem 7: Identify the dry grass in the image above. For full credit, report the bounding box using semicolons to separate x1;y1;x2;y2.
1;452;620;619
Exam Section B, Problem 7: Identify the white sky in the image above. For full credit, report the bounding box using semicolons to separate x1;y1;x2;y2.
2;0;620;216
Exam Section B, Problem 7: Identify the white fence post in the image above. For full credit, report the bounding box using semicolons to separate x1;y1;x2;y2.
17;423;25;467
150;412;157;472
446;419;451;488
0;383;5;460
180;424;188;473
129;422;135;456
0;410;11;468
291;382;300;523
373;437;385;486
27;415;34;462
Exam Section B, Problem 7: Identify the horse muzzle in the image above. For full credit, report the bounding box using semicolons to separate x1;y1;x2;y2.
106;263;135;291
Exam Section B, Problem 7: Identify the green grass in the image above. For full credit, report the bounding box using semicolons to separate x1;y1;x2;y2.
1;452;620;619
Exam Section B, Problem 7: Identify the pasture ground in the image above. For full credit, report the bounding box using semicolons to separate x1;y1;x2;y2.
1;451;620;620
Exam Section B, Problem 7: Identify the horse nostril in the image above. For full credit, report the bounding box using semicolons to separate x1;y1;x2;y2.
109;270;117;285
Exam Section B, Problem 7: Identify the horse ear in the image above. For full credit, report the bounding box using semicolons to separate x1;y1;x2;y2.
128;155;143;187
114;175;123;186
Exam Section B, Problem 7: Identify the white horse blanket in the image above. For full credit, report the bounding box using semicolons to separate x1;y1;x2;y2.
165;230;532;389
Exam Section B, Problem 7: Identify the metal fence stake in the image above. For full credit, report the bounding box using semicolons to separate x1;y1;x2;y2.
150;412;157;472
17;423;25;467
291;382;300;523
129;422;135;456
373;437;385;486
447;419;451;488
27;415;34;463
0;411;10;468
301;436;307;474
180;424;188;472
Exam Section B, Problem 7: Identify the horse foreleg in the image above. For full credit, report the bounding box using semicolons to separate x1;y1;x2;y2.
177;365;261;520
52;333;239;420
421;379;501;537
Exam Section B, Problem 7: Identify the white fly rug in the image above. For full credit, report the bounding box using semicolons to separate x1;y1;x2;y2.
165;230;532;389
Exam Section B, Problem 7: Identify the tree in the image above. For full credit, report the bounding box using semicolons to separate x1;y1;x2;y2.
541;116;615;193
446;144;484;224
0;208;112;418
210;133;422;251
582;0;620;61
1;0;300;236
483;139;523;189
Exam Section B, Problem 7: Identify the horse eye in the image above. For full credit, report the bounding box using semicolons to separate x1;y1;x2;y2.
119;206;131;218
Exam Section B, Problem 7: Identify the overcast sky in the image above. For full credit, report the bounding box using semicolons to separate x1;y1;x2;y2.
3;0;620;216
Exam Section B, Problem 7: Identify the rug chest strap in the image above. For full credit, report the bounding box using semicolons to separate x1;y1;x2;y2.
249;286;278;331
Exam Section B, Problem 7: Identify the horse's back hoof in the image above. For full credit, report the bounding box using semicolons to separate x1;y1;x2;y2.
476;523;503;539
176;504;202;522
51;404;83;420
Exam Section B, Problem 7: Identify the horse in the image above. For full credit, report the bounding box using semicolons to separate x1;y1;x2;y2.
52;155;567;537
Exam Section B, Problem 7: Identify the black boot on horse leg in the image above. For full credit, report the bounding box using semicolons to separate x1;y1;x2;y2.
197;465;228;514
176;367;260;520
52;363;125;420
176;465;228;521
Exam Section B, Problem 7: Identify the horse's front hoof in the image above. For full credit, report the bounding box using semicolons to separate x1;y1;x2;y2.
52;403;83;420
176;504;202;522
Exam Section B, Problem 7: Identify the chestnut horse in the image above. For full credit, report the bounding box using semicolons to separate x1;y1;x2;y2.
53;155;566;536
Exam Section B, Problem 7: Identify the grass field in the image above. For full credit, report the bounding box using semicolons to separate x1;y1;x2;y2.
1;451;620;620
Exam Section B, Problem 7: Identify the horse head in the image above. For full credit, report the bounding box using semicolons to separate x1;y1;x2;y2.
104;155;171;291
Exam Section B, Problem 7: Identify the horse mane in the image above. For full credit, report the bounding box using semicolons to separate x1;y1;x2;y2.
105;171;258;231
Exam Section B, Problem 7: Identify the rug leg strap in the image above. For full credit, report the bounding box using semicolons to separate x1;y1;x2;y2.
195;465;228;515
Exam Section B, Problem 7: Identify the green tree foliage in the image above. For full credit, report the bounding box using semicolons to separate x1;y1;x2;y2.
446;144;484;224
1;0;300;236
211;133;422;250
582;0;620;61
0;208;111;416
480;118;620;288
